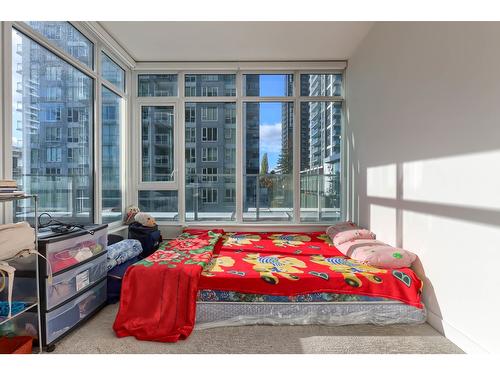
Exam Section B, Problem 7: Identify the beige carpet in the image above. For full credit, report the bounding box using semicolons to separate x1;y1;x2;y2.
53;304;464;354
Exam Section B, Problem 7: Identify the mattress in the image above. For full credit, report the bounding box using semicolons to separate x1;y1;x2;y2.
194;300;427;330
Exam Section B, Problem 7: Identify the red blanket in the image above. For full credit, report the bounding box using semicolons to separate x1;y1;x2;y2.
199;232;423;308
113;229;223;342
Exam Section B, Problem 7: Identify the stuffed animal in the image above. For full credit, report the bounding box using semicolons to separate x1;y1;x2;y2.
134;212;157;227
124;205;140;225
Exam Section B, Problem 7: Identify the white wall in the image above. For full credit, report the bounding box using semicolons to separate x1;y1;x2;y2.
347;22;500;354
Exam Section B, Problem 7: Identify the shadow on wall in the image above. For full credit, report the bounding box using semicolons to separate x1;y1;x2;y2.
347;138;500;339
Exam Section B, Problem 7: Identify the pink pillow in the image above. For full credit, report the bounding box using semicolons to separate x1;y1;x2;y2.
333;229;376;247
351;245;417;269
326;221;359;238
335;239;385;257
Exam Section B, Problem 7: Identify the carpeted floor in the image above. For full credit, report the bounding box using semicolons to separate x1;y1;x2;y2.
52;304;464;354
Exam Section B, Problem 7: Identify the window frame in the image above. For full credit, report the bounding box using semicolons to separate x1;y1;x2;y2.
137;102;179;190
1;21;132;228
131;65;346;226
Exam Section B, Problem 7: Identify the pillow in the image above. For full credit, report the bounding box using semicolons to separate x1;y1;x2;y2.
325;221;359;238
351;244;417;269
333;229;376;247
335;239;385;257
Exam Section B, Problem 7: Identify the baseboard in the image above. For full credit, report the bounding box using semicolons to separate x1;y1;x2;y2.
426;310;489;354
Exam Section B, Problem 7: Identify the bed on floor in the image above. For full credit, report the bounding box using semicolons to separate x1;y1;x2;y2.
113;229;425;342
194;231;425;329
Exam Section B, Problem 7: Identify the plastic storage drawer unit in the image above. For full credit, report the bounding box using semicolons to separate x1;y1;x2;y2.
45;279;106;344
40;226;108;275
45;252;107;310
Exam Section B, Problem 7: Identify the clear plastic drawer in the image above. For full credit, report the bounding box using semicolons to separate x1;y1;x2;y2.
44;227;108;274
45;279;106;344
46;252;107;310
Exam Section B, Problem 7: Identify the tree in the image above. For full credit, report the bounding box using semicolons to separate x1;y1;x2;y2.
260;153;269;175
259;153;273;189
276;149;290;175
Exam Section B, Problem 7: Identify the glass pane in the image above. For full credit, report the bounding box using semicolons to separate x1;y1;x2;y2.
184;74;236;97
138;74;177;97
26;21;93;68
300;73;343;96
185;102;236;221
138;191;178;221
300;102;342;222
243;74;294;96
12;29;93;223
243;102;293;222
141;106;174;182
101;86;122;224
101;53;125;91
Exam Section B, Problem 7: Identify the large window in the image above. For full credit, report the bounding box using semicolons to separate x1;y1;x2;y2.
101;87;122;224
141;106;175;182
135;68;344;224
300;101;342;222
12;29;93;222
185;102;236;221
243;102;294;222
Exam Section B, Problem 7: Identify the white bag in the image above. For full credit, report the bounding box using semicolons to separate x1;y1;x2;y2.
0;221;35;318
0;222;35;261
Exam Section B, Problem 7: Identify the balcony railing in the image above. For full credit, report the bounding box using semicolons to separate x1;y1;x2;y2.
12;174;93;224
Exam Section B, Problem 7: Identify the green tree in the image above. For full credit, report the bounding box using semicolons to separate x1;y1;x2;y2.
260;153;269;175
276;149;290;175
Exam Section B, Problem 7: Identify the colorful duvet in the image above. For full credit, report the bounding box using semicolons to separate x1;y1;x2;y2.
198;232;423;308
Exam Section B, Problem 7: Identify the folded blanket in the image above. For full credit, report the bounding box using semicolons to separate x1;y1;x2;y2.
113;229;223;342
107;239;143;271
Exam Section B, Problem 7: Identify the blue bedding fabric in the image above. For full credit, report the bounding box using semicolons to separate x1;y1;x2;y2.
107;239;143;271
196;290;390;303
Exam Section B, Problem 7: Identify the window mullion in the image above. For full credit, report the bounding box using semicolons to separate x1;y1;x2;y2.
293;71;301;223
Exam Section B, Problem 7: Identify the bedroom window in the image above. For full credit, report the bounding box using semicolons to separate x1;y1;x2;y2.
243;74;294;96
12;28;93;223
185;102;236;222
101;53;125;92
138;191;179;221
138;74;178;97
185;74;236;97
133;68;344;224
243;102;294;222
141;106;175;182
300;101;342;222
26;22;94;68
101;86;123;224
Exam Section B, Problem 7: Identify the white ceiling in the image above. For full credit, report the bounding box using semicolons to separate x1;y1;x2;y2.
99;21;373;62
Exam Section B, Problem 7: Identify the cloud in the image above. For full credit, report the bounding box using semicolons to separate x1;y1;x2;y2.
259;123;282;153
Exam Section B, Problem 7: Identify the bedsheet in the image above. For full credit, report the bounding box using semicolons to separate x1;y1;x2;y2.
199;232;423;308
197;289;390;303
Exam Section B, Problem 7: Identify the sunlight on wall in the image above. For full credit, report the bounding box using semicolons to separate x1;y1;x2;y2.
403;150;500;210
369;204;396;246
366;163;397;199
402;209;500;353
